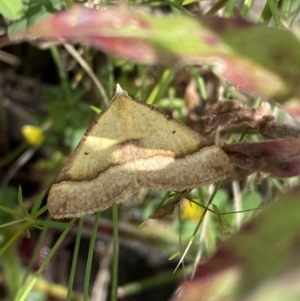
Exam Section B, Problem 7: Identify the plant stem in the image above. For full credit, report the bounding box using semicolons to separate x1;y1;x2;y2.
111;203;119;301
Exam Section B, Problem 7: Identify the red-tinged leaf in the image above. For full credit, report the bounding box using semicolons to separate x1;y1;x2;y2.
11;5;300;99
204;17;300;90
216;54;286;99
222;138;300;178
92;36;176;64
10;5;195;64
171;190;300;301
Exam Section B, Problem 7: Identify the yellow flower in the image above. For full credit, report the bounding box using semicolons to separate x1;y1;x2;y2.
181;198;203;221
21;125;44;146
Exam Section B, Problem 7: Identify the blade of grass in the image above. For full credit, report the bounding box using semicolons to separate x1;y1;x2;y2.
67;217;84;301
17;186;29;215
166;0;195;16
34;204;49;216
50;45;72;104
177;198;186;278
2;243;22;299
287;0;300;25
189;66;207;101
20;215;51;287
206;0;229;16
241;0;254;16
146;68;174;105
17;218;76;301
83;212;101;301
106;55;114;100
111;203;119;301
175;181;223;272
0;220;32;255
35;220;72;229
260;0;276;24
0;204;26;218
31;191;46;214
136;65;149;100
118;265;193;299
224;0;239;17
0;218;27;228
266;0;282;27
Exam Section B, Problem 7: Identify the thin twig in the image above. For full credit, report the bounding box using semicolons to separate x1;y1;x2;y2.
0;146;37;191
91;241;113;301
64;44;109;106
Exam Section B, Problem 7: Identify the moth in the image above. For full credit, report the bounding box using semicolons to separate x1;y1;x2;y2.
48;85;230;218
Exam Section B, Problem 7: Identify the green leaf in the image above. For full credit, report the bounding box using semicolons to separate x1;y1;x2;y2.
18;186;29;215
8;0;65;37
0;0;23;20
169;250;181;260
182;0;197;5
212;204;220;214
90;106;101;114
31;190;46;215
